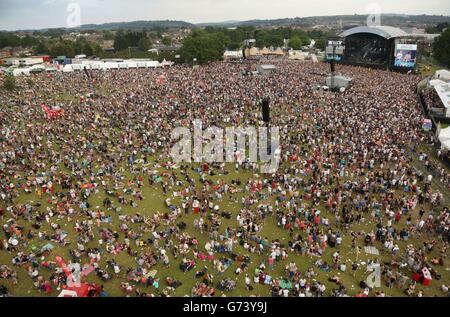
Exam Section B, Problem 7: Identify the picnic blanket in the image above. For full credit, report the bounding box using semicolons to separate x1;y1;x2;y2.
364;246;380;255
279;280;292;289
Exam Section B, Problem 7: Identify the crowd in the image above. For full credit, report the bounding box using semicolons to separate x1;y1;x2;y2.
0;59;449;297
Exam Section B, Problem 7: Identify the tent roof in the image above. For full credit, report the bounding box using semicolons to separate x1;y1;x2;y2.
259;64;276;70
434;83;450;109
436;69;450;80
248;47;260;55
438;127;450;151
429;79;447;87
274;47;284;55
340;26;408;39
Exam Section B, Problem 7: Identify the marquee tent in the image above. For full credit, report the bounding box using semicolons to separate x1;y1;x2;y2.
274;47;285;56
436;69;450;82
438;126;450;151
429;79;446;87
433;82;450;117
326;75;352;89
61;60;164;73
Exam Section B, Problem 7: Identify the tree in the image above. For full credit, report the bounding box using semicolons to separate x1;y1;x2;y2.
21;35;39;47
289;37;303;50
91;43;104;57
426;22;449;34
83;42;94;56
180;30;226;64
103;31;115;40
3;75;16;92
314;37;327;50
50;40;75;57
35;41;50;54
114;31;149;51
433;28;450;67
0;32;21;48
161;36;172;46
138;37;151;51
43;28;66;38
114;31;129;51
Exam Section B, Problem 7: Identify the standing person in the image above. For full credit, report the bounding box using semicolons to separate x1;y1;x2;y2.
268;255;275;271
245;274;252;291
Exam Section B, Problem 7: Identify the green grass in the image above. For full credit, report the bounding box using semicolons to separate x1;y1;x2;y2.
1;79;449;298
1;154;449;297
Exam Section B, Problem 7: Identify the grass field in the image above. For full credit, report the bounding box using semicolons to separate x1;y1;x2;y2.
1;66;449;298
1;150;449;297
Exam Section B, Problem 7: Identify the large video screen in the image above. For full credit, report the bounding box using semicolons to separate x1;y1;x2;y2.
394;44;417;68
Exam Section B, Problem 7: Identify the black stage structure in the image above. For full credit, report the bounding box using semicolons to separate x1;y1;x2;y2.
334;26;421;72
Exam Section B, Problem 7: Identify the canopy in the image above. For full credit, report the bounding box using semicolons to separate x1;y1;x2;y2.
433;83;450;117
438;127;450;151
260;47;270;55
429;79;446;87
436;69;450;82
274;47;284;56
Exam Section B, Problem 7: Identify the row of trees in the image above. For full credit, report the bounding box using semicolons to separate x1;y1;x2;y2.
179;29;228;64
34;38;103;57
113;30;172;51
433;27;450;68
114;30;151;51
196;26;322;50
1;26;332;65
179;27;331;64
0;32;40;49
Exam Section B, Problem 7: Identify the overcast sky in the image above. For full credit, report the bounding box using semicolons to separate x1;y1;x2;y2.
1;0;450;31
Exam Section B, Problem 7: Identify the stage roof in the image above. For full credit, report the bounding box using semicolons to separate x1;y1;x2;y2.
340;26;408;39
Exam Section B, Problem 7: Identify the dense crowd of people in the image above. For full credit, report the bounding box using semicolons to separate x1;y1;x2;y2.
0;59;449;297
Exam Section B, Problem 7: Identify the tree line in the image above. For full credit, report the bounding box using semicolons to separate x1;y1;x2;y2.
5;24;449;68
179;27;331;64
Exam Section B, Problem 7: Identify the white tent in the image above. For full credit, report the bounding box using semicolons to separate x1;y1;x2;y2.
62;65;74;73
13;68;31;76
224;50;243;59
434;83;450;117
58;290;78;297
326;75;352;89
436;69;450;82
438;126;450;150
70;64;81;71
288;51;308;60
429;79;446;87
159;60;172;67
127;62;138;68
32;59;170;75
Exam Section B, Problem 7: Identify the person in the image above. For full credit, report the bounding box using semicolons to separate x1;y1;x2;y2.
245;274;252;291
1;58;448;298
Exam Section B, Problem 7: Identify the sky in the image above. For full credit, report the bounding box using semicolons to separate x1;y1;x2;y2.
1;0;450;31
